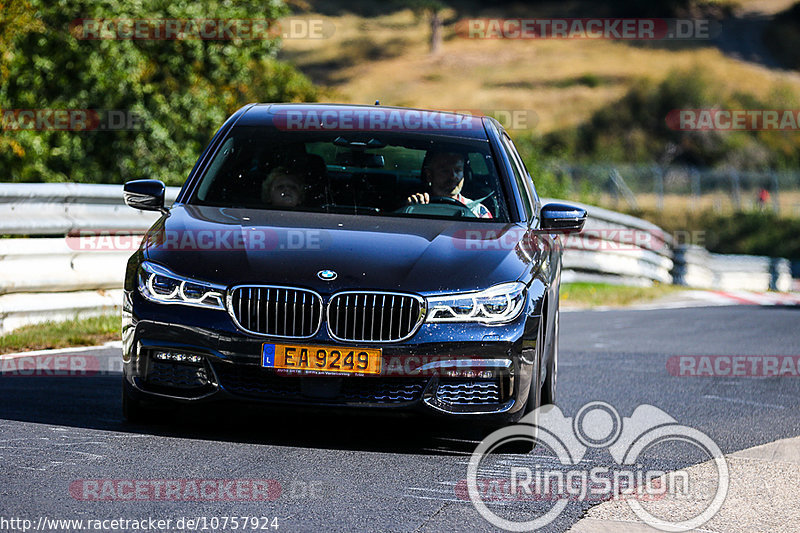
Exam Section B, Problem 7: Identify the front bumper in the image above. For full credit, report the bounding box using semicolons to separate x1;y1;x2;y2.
123;293;541;422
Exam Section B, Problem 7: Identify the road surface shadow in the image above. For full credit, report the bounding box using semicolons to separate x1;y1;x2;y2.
0;373;503;456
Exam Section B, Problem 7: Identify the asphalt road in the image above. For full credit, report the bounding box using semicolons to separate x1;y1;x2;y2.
1;305;798;532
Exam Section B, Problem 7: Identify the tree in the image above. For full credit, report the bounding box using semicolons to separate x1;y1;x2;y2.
404;0;446;55
0;0;318;185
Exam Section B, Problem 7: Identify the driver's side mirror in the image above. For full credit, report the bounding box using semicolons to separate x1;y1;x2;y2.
123;179;166;213
540;203;587;233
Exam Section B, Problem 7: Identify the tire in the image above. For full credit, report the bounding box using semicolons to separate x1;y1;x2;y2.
122;380;149;424
540;307;559;406
523;314;545;416
499;316;546;454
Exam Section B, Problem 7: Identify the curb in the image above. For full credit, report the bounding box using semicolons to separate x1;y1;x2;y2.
568;436;800;533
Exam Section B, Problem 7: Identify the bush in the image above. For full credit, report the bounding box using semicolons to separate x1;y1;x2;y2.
634;208;800;259
0;0;318;186
534;67;800;171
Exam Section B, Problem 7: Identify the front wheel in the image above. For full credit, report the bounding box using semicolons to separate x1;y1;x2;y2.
523;314;545;415
122;380;148;423
540;308;559;406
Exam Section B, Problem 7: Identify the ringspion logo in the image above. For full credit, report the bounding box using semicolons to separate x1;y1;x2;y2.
468;402;728;531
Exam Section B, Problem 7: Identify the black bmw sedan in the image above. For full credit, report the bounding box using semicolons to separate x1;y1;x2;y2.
121;103;586;425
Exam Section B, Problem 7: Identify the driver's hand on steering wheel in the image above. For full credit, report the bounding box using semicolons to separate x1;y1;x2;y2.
407;192;430;204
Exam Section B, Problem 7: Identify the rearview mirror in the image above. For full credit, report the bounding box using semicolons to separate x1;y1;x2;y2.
540;203;587;233
123;179;166;213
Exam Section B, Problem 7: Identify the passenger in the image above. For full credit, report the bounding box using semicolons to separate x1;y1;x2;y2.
407;151;492;218
261;167;306;208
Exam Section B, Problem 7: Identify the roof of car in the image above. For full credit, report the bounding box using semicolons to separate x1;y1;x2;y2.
235;103;490;139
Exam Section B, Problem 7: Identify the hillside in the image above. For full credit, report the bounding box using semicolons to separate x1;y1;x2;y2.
280;1;800;134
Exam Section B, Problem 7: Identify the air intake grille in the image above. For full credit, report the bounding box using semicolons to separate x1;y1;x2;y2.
436;380;502;405
211;362;426;404
327;292;425;342
341;379;425;403
229;286;322;337
146;360;210;389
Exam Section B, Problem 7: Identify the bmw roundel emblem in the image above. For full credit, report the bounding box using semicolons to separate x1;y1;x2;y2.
317;269;337;281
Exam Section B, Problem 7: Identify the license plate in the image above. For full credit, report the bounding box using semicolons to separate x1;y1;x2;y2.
262;343;382;375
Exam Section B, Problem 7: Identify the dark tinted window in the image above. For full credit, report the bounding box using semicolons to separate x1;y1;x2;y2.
191;128;511;222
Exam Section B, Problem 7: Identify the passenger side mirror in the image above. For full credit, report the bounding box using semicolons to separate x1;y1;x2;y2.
123;179;166;213
540;203;587;233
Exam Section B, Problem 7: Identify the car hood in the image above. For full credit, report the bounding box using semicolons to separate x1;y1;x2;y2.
143;205;540;295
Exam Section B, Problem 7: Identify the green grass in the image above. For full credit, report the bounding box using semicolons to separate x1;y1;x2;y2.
0;314;120;355
561;282;686;308
0;285;687;354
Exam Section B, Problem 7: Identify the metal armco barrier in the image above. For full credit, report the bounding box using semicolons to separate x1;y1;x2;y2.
0;184;792;333
542;199;674;287
672;245;792;292
0;183;178;235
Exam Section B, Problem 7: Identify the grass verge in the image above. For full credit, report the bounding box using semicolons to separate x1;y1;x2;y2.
0;314;120;355
0;285;687;355
561;282;686;308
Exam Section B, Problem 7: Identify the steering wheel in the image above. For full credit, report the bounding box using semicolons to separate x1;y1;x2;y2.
428;195;466;207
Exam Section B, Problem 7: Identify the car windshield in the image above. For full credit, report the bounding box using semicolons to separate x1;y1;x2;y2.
190;127;511;222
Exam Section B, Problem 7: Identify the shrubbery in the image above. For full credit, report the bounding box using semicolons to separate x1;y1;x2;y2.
0;0;317;185
534;67;800;171
632;208;800;259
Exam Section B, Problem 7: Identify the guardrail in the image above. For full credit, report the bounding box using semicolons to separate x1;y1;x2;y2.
0;183;178;235
0;184;793;333
542;198;674;287
672;245;792;292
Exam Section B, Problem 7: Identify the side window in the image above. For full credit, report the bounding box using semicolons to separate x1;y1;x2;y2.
196;135;236;202
504;134;540;208
500;134;533;220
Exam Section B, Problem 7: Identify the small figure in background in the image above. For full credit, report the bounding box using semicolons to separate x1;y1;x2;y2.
757;187;770;210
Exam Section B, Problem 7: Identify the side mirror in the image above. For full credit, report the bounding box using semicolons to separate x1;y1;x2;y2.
540;202;587;233
123;179;166;213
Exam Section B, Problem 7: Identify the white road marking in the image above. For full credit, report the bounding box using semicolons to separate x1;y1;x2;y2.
702;394;786;410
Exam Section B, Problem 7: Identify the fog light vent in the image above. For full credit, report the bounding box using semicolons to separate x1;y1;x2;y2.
436;380;501;405
153;351;204;364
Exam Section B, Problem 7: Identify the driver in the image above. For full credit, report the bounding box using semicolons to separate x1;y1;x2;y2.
406;151;492;218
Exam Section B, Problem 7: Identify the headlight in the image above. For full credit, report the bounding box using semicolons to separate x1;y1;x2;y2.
138;261;226;310
425;282;526;324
